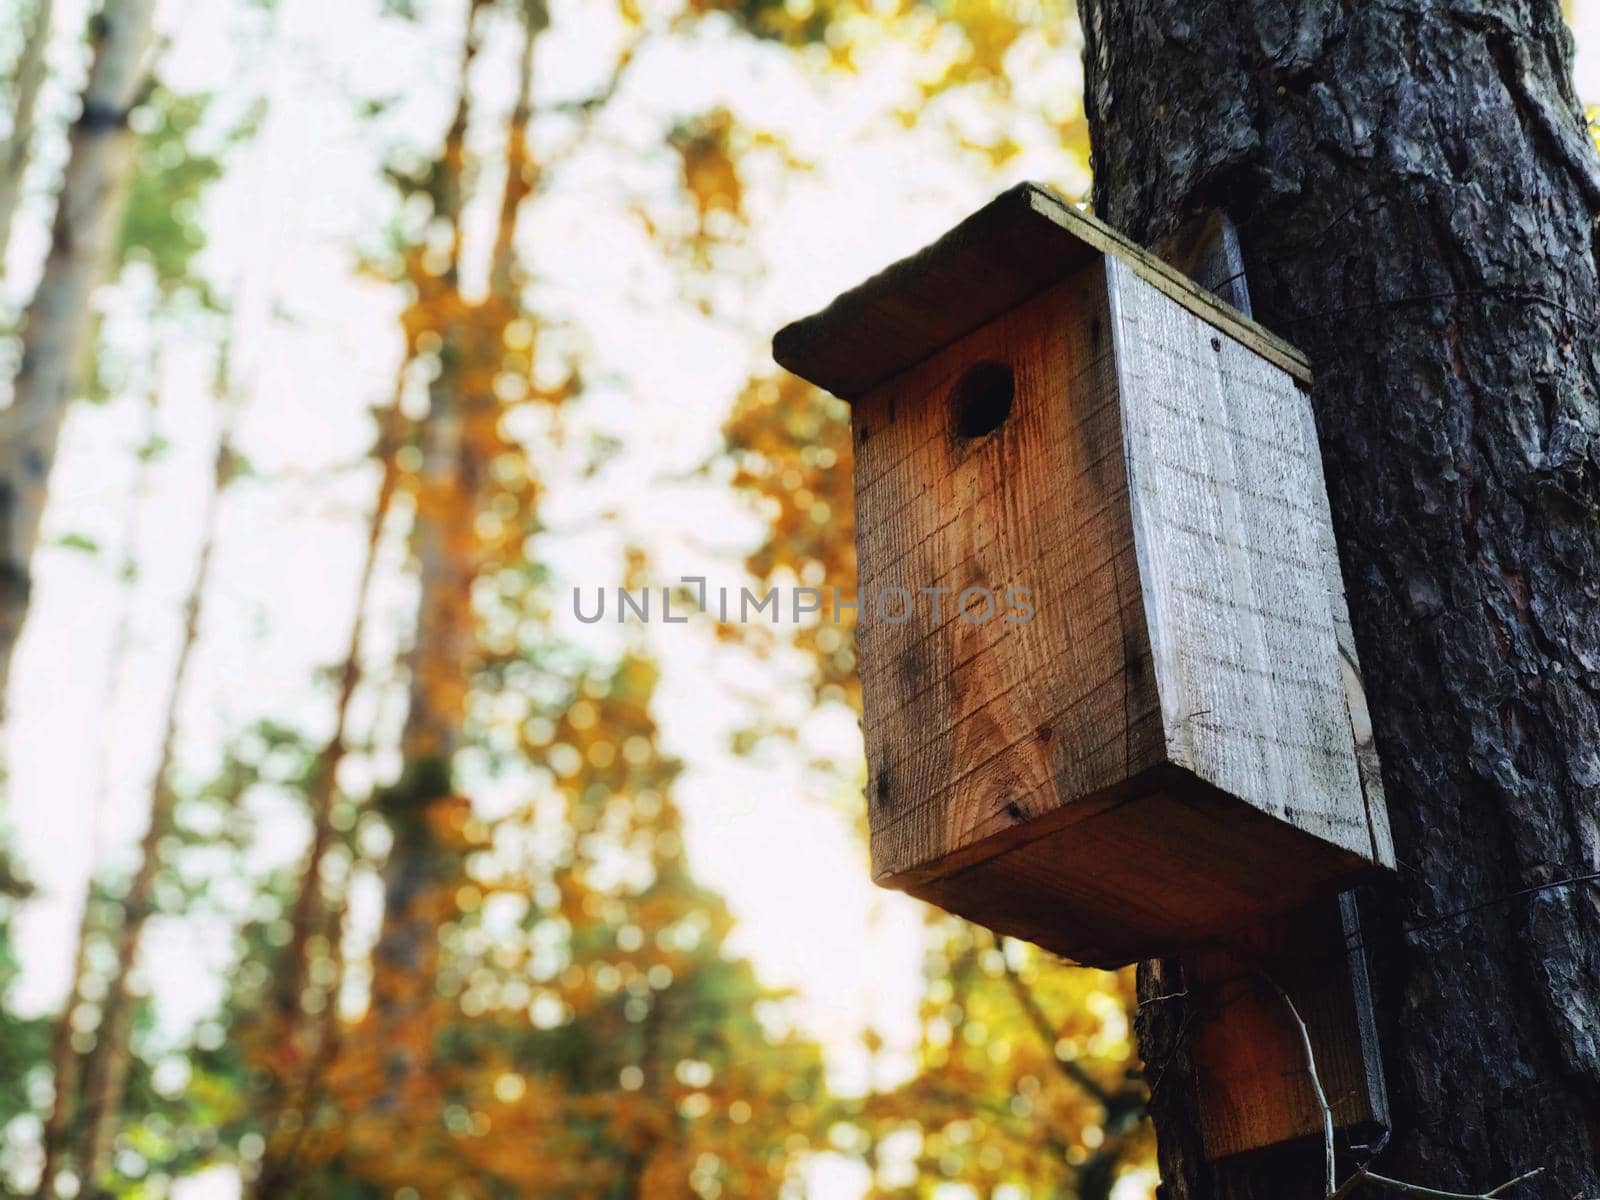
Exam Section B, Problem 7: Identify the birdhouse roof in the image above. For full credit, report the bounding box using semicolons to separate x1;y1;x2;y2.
772;182;1312;400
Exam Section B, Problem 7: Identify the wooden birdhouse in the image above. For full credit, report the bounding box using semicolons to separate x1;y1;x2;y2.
773;184;1394;968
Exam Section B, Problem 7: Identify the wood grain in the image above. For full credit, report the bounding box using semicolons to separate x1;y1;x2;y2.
854;263;1165;894
916;768;1381;968
1186;894;1389;1160
1107;256;1381;863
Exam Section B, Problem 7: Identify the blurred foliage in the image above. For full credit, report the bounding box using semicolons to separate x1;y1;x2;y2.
118;88;229;298
674;0;1087;182
331;658;823;1197
4;0;1151;1196
869;926;1150;1198
722;372;859;725
183;654;828;1198
0;850;47;1139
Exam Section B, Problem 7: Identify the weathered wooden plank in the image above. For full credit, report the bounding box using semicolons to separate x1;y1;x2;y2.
1294;393;1396;867
855;264;1165;892
1152;210;1252;318
1106;256;1374;861
1187;894;1390;1159
772;182;1311;402
914;770;1376;968
1152;208;1392;1162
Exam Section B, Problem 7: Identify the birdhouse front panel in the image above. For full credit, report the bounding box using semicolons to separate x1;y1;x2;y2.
774;184;1393;968
853;261;1167;894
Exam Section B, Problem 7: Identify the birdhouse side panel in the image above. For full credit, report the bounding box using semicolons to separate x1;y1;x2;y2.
1105;256;1379;863
853;262;1165;888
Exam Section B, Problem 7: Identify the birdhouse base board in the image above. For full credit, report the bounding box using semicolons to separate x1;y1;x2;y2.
883;767;1376;970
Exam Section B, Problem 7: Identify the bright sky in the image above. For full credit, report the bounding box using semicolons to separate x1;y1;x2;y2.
4;1;1600;1196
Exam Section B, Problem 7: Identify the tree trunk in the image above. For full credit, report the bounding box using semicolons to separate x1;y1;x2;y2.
352;0;488;1140
245;400;403;1200
349;0;550;1157
393;0;488;772
1079;3;1600;1198
278;403;403;1038
34;348;161;1200
0;0;55;274
0;0;156;713
72;379;235;1194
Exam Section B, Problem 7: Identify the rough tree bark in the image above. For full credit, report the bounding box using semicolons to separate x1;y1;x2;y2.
1079;2;1600;1198
0;0;157;713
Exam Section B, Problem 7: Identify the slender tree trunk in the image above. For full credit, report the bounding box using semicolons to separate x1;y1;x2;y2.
354;0;489;1138
0;0;55;273
1079;3;1600;1198
394;0;488;770
274;404;403;1048
618;984;668;1200
357;0;545;1141
35;914;91;1200
246;398;404;1200
72;375;236;1194
489;3;538;302
34;349;161;1200
0;0;156;715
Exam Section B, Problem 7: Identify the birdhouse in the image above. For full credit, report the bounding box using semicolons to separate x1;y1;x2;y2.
773;184;1393;968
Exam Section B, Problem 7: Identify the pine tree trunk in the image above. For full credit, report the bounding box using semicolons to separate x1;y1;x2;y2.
279;402;402;1048
0;0;55;274
0;0;156;713
1078;3;1600;1198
